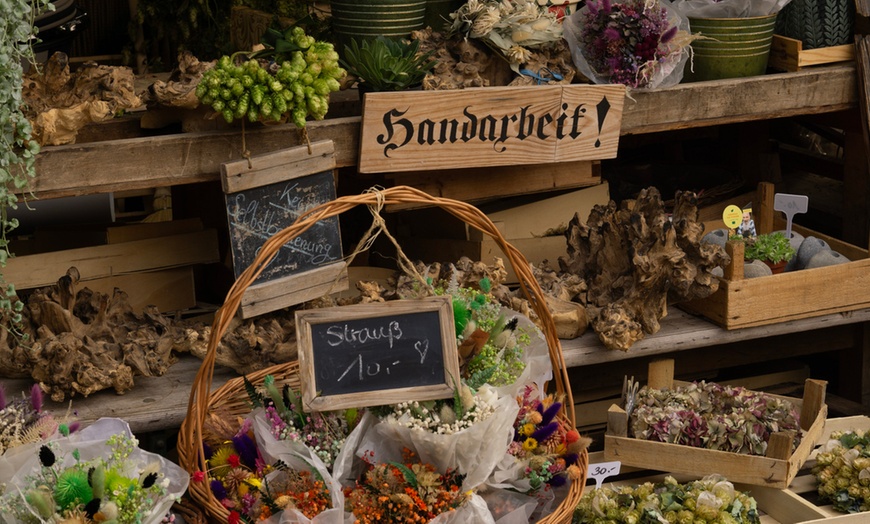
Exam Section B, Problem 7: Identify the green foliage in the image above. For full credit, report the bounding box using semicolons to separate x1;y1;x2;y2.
1;0;51;337
743;232;796;264
339;36;436;92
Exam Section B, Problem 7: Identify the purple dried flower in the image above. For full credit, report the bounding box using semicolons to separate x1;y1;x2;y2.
67;421;81;434
203;441;214;460
564;452;580;466
661;25;677;43
531;421;560;443
30;384;43;412
541;402;562;425
232;433;259;469
210;479;229;500
604;27;621;41
601;0;612;15
549;474;568;487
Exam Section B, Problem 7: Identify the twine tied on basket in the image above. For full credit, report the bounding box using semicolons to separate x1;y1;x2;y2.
321;186;434;298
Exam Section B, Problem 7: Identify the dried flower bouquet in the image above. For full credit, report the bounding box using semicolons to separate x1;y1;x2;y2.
563;0;693;88
0;418;187;524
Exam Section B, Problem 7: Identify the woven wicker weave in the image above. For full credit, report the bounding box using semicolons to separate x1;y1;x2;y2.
177;185;588;524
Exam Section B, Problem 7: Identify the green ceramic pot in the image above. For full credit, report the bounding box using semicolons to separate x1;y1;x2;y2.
330;0;427;52
684;14;778;82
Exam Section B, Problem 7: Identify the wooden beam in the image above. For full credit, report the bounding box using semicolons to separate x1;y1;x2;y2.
29;66;858;201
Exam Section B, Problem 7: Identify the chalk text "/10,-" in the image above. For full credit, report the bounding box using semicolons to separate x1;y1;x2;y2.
375;103;591;156
325;320;431;383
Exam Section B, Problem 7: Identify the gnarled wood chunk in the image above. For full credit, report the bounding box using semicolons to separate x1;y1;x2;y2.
559;188;728;351
2;268;180;401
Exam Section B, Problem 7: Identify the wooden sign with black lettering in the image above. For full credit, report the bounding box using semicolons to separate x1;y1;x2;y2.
296;296;460;412
358;83;626;173
222;140;347;318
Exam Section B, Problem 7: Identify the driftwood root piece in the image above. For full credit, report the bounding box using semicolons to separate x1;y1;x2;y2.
560;187;728;351
22;53;143;145
179;313;298;376
2;268;184;401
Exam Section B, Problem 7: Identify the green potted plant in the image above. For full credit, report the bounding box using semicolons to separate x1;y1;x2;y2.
743;232;796;274
339;35;436;94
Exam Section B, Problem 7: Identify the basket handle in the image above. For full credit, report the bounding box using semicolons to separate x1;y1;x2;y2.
180;186;575;477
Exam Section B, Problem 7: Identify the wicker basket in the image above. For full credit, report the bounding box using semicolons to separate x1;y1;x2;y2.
177;185;588;524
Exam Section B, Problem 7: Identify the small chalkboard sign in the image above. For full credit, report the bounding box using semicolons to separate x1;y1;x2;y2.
296;296;460;412
222;140;348;318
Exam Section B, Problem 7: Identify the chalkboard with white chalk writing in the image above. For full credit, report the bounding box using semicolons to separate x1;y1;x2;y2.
220;142;348;319
225;169;341;283
296;296;460;412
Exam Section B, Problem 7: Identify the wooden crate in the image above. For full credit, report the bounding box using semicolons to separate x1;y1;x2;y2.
604;360;829;489
585;451;830;524
679;184;870;330
768;35;855;72
743;416;870;523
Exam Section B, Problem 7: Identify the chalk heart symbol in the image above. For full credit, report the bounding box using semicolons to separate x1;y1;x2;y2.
414;340;428;364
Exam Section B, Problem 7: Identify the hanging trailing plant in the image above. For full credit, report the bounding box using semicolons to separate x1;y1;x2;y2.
0;0;52;336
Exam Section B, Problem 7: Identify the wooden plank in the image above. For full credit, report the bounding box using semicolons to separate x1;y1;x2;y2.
105;218;203;243
221;140;336;193
385;160;600;210
358;84;625;173
80;267;196;313
769;35;855;71
30;116;361;200
740;482;829;523
647;358;674;389
2;229;220;290
620;65;857;135
0;354;237;435
479;182;609;239
28;67;857;200
560;306;870;368
240;261;348;318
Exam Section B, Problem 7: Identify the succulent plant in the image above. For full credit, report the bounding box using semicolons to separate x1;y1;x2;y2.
743;232;796;264
339;36;436;92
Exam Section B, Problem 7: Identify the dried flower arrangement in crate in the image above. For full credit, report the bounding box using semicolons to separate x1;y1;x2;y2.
727;416;870;524
604;359;828;489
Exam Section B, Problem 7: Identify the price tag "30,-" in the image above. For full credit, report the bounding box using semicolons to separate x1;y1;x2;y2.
589;460;621;490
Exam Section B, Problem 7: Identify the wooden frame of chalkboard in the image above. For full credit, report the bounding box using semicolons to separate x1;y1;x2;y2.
295;296;460;412
222;140;348;318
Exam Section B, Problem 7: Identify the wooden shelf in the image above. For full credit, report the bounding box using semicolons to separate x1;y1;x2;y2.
30;64;858;200
562;307;870;368
4;306;869;435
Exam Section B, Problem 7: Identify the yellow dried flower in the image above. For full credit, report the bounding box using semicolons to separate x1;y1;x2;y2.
522;437;538;452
